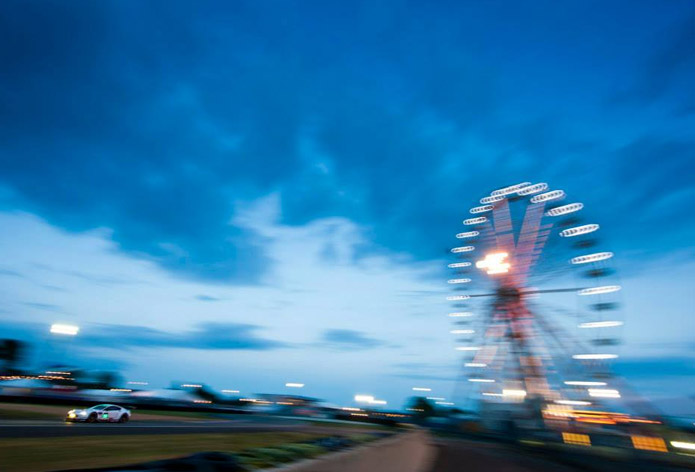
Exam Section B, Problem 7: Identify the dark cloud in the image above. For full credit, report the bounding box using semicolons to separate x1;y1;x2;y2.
319;329;387;350
0;0;692;284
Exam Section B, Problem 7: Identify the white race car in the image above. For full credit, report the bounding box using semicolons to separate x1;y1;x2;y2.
66;404;131;423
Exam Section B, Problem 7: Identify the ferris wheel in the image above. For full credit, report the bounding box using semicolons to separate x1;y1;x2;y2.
446;182;625;425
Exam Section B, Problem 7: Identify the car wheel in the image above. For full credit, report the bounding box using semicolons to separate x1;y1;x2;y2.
87;414;97;423
118;414;129;423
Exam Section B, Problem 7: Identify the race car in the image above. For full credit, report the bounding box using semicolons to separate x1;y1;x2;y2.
66;404;131;423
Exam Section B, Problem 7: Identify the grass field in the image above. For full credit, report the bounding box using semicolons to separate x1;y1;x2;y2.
0;432;328;472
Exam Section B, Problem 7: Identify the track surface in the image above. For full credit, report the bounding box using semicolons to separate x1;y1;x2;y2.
0;416;377;438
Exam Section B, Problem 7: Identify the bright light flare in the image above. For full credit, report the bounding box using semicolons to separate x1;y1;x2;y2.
555;400;592;406
449;312;473;317
412;387;431;392
468;378;495;383
456;346;481;351
285;383;304;388
588;388;621;398
456;231;479;239
476;252;510;275
451;329;475;334
50;324;79;336
465;362;487;367
564;381;607;386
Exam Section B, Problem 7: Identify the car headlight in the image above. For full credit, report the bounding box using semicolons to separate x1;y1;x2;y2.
79;411;87;416
68;413;76;418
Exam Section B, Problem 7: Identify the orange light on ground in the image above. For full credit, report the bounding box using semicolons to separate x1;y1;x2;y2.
562;432;591;446
631;436;668;452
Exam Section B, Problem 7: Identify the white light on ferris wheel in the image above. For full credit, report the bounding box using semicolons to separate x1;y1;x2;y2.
491;182;531;197
448;262;472;268
463;217;487;225
572;354;618;360
546;203;584;216
447;295;470;301
447;278;471;284
571;252;613;264
456;346;480;351
449;312;473;317
450;329;475;334
480;195;504;204
530;190;565;203
578;321;623;329
451;246;475;253
470;205;493;214
560;224;599;237
517;182;548;195
456;231;479;239
578;285;621;296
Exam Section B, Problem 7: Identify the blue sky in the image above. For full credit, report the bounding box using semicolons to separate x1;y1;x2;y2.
0;0;693;410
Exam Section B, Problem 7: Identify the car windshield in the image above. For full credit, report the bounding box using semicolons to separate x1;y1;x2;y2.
90;405;109;410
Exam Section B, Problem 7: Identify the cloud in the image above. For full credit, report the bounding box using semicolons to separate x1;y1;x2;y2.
86;322;289;351
195;295;220;302
319;329;388;350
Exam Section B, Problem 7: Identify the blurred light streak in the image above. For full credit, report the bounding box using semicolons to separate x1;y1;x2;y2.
564;381;607;386
573;354;618;360
412;387;431;392
50;324;79;335
588;388;621;398
285;383;304;388
449;312;473;317
562;432;591;446
671;441;695;451
555;400;591;406
578;321;623;328
456;231;479;239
